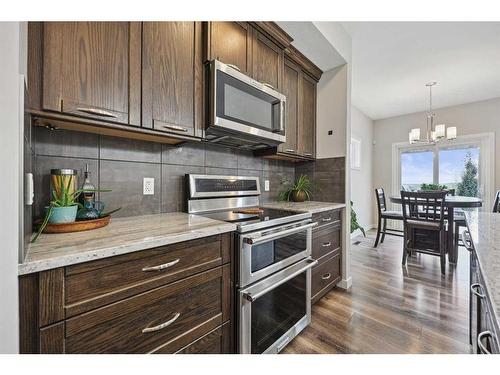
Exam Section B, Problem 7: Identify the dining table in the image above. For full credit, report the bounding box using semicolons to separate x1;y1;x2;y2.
390;194;483;264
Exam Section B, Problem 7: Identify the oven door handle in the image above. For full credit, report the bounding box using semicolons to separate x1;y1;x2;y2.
243;222;317;245
243;258;318;302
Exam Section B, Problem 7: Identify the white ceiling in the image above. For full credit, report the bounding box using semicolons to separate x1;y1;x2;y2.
341;22;500;120
277;22;346;71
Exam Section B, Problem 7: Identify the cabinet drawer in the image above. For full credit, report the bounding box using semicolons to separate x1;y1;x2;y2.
65;234;229;317
64;265;229;354
311;225;341;260
311;252;341;303
312;210;341;229
175;322;232;354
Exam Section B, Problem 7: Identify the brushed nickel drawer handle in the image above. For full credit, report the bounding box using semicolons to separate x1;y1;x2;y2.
161;124;188;132
76;107;118;118
261;82;275;90
470;283;486;298
142;258;180;272
226;63;241;72
321;273;332;280
322;242;332;247
322;217;332;222
477;331;493;354
304;153;313;157
142;312;180;333
285;149;295;153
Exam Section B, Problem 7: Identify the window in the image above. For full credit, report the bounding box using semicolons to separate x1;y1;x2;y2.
439;146;480;197
351;137;361;170
400;150;434;191
393;133;494;210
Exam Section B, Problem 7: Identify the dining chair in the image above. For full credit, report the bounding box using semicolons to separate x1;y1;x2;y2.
374;188;404;247
401;190;448;275
493;190;500;213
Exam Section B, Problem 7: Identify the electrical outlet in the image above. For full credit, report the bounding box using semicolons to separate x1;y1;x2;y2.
264;180;270;192
143;177;155;195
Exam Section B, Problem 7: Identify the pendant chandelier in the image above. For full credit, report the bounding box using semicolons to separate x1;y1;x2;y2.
409;82;457;144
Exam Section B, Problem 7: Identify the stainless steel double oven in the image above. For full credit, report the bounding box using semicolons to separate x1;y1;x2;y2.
187;174;317;353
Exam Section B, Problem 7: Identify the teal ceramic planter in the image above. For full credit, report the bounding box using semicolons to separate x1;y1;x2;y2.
46;205;78;224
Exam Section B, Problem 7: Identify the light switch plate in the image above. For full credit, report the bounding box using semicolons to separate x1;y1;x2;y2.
264;180;270;192
143;177;155;195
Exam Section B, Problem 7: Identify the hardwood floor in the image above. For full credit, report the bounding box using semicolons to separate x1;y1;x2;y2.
283;230;472;354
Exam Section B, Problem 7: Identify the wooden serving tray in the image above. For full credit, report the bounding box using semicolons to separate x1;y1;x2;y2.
43;216;111;234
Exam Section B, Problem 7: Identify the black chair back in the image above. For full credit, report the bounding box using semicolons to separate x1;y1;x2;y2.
375;188;387;214
493;190;500;213
401;190;447;226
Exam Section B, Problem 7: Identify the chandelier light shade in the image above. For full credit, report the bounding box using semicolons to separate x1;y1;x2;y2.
409;82;457;145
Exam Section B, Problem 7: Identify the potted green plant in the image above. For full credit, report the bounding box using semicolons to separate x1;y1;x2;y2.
350;201;366;237
278;175;313;202
31;175;110;243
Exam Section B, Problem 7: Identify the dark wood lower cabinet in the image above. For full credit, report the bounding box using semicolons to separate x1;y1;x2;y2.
310;209;343;304
19;233;234;354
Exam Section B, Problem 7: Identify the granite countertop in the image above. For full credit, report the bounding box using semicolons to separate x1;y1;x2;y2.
261;201;346;214
465;211;500;331
19;212;236;275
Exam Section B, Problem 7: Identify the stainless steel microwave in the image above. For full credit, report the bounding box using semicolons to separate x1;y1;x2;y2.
205;60;286;149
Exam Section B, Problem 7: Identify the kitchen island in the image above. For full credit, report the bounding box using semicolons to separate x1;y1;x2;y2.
465;211;500;354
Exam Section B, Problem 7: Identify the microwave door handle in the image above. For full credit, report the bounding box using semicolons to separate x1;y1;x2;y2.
243;222;317;245
243;258;318;302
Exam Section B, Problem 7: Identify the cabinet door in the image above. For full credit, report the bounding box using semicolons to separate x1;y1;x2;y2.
298;73;316;158
208;22;252;74
279;58;300;154
252;30;283;91
42;22;141;126
142;22;203;137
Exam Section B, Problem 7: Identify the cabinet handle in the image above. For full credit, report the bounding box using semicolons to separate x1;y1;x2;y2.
304;153;313;157
462;230;473;252
470;283;486;299
142;312;180;333
322;217;332;222
477;331;492;354
76;107;118;118
285;149;295;153
261;82;275;90
226;63;241;72
321;273;332;280
142;258;180;272
161;124;188;132
322;242;332;248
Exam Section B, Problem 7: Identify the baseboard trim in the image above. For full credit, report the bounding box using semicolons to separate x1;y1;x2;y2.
336;277;352;290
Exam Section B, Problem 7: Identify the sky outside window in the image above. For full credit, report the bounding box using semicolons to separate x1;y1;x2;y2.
439;147;479;187
401;151;433;190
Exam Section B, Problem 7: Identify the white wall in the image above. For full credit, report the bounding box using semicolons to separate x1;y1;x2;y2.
316;64;348;158
0;22;24;353
373;97;500;223
314;22;353;290
350;106;374;233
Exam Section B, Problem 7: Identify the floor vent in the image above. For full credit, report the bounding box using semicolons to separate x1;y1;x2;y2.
353;241;361;246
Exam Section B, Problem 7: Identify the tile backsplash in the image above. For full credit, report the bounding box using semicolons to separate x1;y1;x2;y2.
32;126;296;220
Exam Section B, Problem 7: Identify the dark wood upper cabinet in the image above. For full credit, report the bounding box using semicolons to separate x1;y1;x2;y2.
142;22;203;137
298;73;316;158
251;31;283;91
42;22;141;126
279;58;300;155
206;22;252;74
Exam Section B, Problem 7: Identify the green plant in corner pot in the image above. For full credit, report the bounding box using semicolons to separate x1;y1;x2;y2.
350;201;365;237
278;175;313;202
31;175;111;243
